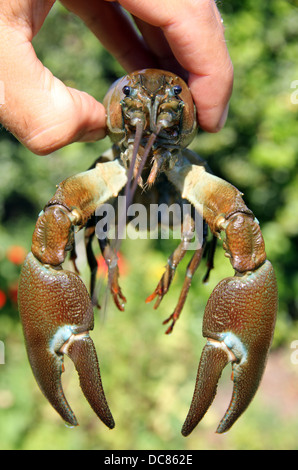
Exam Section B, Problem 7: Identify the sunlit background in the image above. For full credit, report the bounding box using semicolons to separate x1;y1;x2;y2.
0;0;298;450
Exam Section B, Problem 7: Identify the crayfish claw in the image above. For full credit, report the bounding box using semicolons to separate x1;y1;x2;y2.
18;253;114;428
215;343;265;434
182;333;271;435
182;341;230;436
182;260;277;435
61;333;115;429
25;329;79;427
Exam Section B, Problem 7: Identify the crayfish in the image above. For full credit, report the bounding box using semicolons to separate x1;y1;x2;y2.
18;69;278;435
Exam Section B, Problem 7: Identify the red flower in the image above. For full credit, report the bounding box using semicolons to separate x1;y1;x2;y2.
6;246;27;265
8;283;18;304
97;252;128;277
0;291;6;309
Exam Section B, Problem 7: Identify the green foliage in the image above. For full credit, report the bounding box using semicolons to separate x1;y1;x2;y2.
0;0;298;450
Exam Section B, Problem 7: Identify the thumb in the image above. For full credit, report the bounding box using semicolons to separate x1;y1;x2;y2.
0;25;106;155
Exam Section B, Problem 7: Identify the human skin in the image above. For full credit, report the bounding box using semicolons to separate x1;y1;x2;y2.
0;0;233;155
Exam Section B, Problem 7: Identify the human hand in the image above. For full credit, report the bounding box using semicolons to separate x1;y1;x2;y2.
0;0;233;156
0;0;107;155
62;0;233;132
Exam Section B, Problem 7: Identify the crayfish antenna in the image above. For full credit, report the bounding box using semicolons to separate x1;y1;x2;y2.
130;125;161;198
116;121;144;250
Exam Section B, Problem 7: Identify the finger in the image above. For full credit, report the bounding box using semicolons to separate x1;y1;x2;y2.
62;0;232;130
61;0;183;74
132;18;186;79
105;0;233;132
0;0;56;39
0;25;106;154
61;0;157;71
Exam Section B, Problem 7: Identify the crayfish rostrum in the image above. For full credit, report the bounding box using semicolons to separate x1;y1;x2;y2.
18;69;278;435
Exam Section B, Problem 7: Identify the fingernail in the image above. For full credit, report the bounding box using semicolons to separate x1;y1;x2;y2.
216;103;230;131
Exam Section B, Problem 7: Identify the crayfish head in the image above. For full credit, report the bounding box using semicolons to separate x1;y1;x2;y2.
104;69;197;195
104;69;197;150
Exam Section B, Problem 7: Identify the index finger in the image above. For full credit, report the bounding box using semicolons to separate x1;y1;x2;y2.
105;0;233;132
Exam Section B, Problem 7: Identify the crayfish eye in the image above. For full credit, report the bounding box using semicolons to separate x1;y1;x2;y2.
122;85;131;96
173;85;182;96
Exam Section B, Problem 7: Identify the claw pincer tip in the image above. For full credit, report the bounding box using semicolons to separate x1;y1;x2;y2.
18;252;114;429
181;261;277;435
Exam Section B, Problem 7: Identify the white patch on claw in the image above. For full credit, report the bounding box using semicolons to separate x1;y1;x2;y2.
207;338;236;363
221;332;248;364
49;325;75;354
207;332;248;364
59;331;90;356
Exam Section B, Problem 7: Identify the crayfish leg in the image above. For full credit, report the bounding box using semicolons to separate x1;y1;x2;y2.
202;234;217;283
99;237;127;312
146;213;195;309
163;240;207;334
